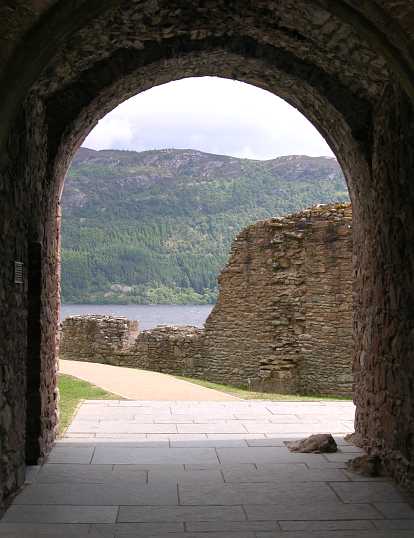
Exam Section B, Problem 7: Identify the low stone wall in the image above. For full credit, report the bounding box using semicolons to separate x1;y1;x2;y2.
60;315;139;365
129;325;205;375
60;203;353;395
60;317;205;376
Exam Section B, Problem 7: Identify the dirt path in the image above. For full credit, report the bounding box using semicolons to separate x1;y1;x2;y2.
59;359;239;401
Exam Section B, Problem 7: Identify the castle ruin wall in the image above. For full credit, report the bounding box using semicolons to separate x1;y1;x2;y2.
60;204;353;395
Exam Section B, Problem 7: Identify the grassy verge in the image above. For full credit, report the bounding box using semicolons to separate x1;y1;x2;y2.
58;374;122;435
174;375;353;401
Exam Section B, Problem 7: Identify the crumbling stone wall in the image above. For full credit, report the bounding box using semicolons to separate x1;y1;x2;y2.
60;204;353;396
131;326;205;375
60;317;204;376
203;203;353;395
60;315;139;364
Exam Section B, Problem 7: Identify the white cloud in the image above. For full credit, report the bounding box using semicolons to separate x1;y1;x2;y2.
83;77;334;160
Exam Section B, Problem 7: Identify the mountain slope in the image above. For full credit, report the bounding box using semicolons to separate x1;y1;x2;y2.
61;147;349;303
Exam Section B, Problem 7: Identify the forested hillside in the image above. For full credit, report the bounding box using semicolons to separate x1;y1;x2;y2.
61;147;349;304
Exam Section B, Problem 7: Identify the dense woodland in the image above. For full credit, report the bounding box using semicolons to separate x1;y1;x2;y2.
61;147;349;304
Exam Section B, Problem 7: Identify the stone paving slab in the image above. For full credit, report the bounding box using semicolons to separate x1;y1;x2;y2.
222;464;349;483
216;446;328;464
2;525;414;538
279;520;376;531
14;481;179;506
92;446;220;465
171;437;249;447
373;502;414;518
47;446;95;464
148;468;225;484
35;464;148;484
331;482;405;503
115;532;256;538
245;438;286;447
66;421;180;434
258;530;412;538
244;502;383;520
373;519;414;530
177;422;249;434
2;399;414;537
178;481;340;505
56;437;170;447
2;505;118;523
117;504;247;522
186;520;281;532
0;524;92;537
91;522;185;536
241;422;352;434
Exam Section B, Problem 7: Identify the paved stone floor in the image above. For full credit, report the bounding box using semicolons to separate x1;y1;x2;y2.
1;400;414;537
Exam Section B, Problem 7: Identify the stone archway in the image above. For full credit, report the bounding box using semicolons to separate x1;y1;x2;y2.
1;1;414;510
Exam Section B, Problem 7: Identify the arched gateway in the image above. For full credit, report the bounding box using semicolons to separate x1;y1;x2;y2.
0;1;414;509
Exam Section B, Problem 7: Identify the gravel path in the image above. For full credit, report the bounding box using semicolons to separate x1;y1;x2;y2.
59;359;239;401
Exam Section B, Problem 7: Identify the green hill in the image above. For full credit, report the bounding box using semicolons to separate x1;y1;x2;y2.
61;147;349;304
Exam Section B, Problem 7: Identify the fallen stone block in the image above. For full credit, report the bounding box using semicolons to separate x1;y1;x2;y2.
346;454;384;477
285;433;338;453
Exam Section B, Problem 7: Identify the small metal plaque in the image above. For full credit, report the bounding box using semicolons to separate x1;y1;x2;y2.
14;261;24;284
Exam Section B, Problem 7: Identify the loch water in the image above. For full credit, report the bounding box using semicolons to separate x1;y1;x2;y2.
60;303;214;330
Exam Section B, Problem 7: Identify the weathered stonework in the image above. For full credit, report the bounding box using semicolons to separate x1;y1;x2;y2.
60;203;353;397
60;315;139;364
131;326;205;375
1;0;414;511
203;203;353;395
61;319;205;376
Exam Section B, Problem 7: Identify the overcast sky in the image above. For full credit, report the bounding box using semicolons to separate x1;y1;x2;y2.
83;77;334;160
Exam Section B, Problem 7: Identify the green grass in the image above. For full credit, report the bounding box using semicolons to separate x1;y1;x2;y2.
175;376;353;401
58;374;122;435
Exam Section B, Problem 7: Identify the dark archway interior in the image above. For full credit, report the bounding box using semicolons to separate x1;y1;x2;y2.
1;0;414;510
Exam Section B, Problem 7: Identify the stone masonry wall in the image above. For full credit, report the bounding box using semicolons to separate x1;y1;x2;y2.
297;206;353;394
203;203;353;395
60;316;139;365
60;203;353;396
60;318;205;376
